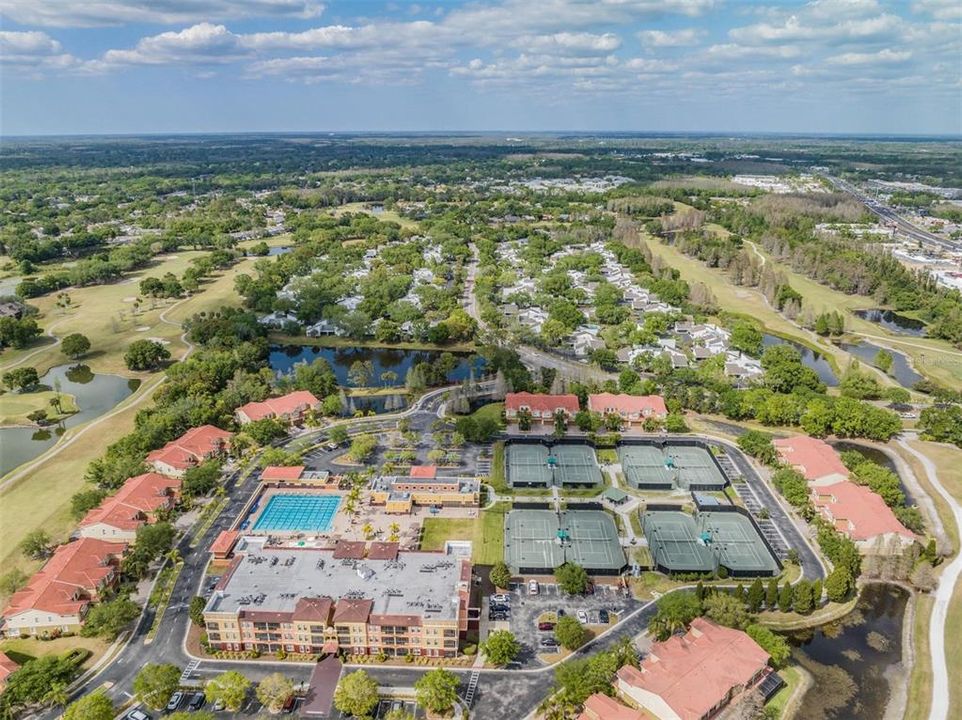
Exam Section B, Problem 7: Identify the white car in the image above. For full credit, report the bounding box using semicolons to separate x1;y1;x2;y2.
528;580;540;595
577;610;589;624
491;593;511;604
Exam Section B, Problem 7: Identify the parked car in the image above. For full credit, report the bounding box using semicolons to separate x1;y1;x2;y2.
599;609;610;624
166;692;183;712
212;698;226;711
577;610;589;624
491;593;511;604
490;602;511;613
282;694;298;713
556;608;566;617
528;580;540;595
124;710;150;720
538;622;555;631
187;692;205;711
539;637;559;649
489;611;509;621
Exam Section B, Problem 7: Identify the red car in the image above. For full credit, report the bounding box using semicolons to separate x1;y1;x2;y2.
538;622;555;631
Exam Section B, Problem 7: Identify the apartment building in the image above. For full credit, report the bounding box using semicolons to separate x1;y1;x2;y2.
505;392;580;424
203;539;472;658
235;390;321;425
78;472;181;541
146;425;234;478
587;393;668;424
370;466;480;513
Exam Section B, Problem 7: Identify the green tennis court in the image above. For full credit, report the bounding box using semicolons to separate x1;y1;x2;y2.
641;509;778;576
620;444;726;490
504;509;625;573
505;442;603;487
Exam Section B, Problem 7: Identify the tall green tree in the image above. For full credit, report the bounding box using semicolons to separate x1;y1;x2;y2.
333;670;379;719
414;668;460;715
134;663;181;710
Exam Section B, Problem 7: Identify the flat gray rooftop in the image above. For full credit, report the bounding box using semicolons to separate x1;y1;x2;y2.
207;538;464;620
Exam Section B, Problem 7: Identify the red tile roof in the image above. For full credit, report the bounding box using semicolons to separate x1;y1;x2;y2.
210;530;240;556
146;425;233;472
812;481;915;541
367;542;399;561
79;472;180;532
2;539;127;619
332;597;373;624
237;390;320;422
773;436;849;483
588;393;667;417
261;465;306;481
616;618;769;720
293;597;333;622
578;693;648;720
409;465;438;479
505;392;580;415
332;541;367;560
0;651;19;686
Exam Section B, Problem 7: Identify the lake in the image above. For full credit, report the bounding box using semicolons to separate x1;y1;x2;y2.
0;364;139;477
853;309;927;337
838;341;922;389
829;440;915;503
268;344;486;388
762;334;839;386
787;583;909;720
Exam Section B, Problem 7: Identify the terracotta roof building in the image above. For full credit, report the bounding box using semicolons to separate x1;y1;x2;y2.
146;425;233;478
578;693;649;720
588;393;668;424
78;472;181;541
203;538;472;658
1;539;127;637
615;618;771;720
235;390;321;425
773;436;849;486
0;651;19;689
505;392;580;424
811;481;916;549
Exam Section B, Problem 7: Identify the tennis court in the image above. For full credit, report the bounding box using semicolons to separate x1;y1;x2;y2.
641;509;779;576
619;444;726;491
504;509;625;574
505;443;552;487
251;494;342;534
505;442;603;487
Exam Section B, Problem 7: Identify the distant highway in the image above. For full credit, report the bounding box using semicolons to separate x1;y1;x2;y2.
820;173;962;254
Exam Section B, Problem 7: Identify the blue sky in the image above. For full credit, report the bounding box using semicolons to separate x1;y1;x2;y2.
2;0;960;135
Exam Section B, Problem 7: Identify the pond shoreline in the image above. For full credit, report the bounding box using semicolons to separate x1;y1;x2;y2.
268;332;477;353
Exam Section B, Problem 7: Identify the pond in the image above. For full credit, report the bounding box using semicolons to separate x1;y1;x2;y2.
762;334;839;386
786;583;909;720
829;440;915;503
838;341;922;389
267;245;292;256
343;392;409;416
0;364;140;477
853;309;927;337
268;344;486;388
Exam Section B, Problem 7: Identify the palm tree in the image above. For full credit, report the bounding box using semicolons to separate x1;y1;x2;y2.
389;523;401;542
166;549;183;566
42;682;69;709
362;523;375;540
537;692;576;720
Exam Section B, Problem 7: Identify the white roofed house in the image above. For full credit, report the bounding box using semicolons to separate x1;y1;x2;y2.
661;347;690;369
259;311;298;328
306;319;344;337
337;295;364;311
518;306;549;333
725;352;764;384
573;331;606;357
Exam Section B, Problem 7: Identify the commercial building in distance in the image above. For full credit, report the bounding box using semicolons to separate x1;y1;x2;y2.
504;392;580;424
370;466;480;513
146;425;233;478
1;539;127;637
615;618;774;720
587;393;667;425
235;390;321;425
203;538;472;658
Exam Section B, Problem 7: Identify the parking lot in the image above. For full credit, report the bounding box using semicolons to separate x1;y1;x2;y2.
483;581;639;666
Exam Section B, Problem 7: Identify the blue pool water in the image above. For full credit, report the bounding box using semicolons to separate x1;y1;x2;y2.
252;494;341;533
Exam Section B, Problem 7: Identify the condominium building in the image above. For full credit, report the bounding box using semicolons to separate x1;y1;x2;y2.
146;425;234;478
587;393;668;424
203;538;472;658
78;472;181;541
505;392;580;424
235;390;321;425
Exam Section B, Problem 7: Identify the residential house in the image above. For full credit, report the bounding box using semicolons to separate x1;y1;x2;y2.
306;319;344;337
78;472;181;541
773;436;849;486
235;390;321;425
615;618;772;720
0;651;19;689
505;392;580;424
588;394;668;424
146;425;234;478
1;539;127;637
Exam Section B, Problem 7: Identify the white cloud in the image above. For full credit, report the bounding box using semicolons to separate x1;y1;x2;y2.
637;28;704;47
97;23;250;67
729;10;902;44
517;32;622;54
826;47;912;64
703;43;802;60
0;1;324;28
0;30;79;70
912;0;962;21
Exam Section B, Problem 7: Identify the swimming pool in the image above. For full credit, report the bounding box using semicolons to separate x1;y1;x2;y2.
251;494;342;533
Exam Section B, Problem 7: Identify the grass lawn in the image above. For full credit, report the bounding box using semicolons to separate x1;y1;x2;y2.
489;441;508;494
419;502;508;565
948;576;962;718
757;597;858;631
0;635;109;670
905;594;934;720
331;202;420;230
268;332;477;354
469;402;504;427
0;389;79;426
